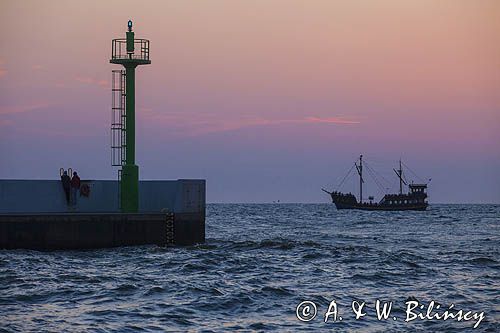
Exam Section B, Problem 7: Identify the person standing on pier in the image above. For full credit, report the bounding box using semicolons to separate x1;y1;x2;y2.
61;171;71;204
70;171;81;206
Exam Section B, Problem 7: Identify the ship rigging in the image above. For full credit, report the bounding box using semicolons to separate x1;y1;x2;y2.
322;155;430;211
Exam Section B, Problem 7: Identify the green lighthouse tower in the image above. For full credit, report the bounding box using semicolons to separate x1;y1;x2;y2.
110;20;151;212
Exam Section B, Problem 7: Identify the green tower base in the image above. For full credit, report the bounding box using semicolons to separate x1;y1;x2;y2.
121;164;139;213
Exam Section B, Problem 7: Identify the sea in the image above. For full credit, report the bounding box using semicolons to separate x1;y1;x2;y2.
1;204;499;332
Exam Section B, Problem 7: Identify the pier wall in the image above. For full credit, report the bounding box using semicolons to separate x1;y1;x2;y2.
0;214;167;249
0;179;205;249
0;179;204;214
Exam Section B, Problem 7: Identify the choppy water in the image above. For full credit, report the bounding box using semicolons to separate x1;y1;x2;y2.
1;204;499;332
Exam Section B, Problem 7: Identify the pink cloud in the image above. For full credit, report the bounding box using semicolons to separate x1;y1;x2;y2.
139;109;359;137
75;76;108;89
0;103;52;115
0;119;13;127
304;116;360;124
97;80;108;87
0;58;6;78
75;76;93;84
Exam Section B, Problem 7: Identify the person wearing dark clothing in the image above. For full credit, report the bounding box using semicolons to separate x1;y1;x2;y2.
61;171;71;204
71;172;81;206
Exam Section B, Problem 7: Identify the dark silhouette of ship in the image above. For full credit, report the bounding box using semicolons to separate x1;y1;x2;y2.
322;155;429;211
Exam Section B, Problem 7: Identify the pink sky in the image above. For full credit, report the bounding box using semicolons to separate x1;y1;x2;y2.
0;0;499;203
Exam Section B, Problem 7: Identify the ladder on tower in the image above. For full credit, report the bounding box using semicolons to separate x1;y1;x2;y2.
111;70;126;166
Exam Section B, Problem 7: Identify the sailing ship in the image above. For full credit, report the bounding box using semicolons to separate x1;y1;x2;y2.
322;155;429;211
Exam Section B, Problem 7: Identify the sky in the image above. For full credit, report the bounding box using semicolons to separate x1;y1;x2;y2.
0;0;499;203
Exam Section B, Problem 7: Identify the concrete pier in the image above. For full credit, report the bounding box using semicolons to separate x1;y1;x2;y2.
0;212;204;250
0;179;205;250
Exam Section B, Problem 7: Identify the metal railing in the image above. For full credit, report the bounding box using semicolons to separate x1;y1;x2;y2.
111;38;150;61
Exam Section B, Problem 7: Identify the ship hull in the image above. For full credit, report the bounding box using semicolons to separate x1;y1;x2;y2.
333;201;428;211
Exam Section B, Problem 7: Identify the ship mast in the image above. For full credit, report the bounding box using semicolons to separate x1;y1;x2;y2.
393;159;407;195
399;159;403;194
355;155;364;203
